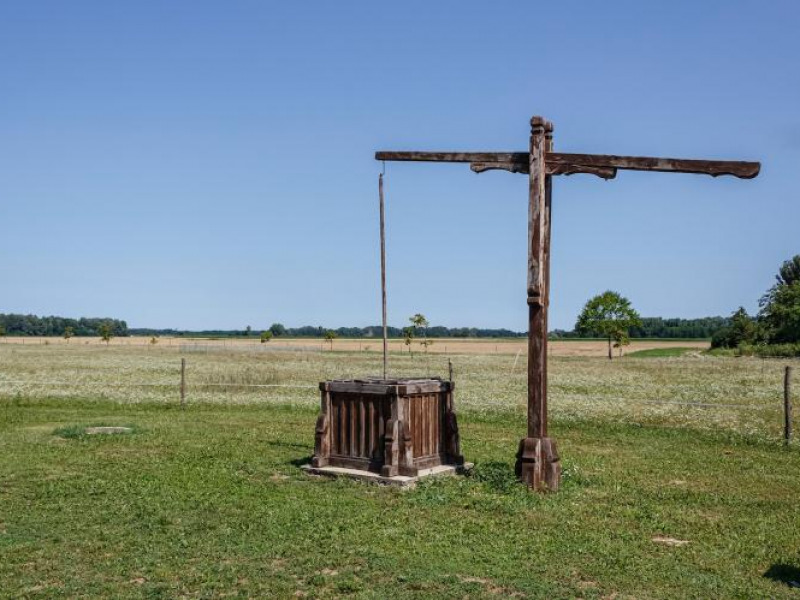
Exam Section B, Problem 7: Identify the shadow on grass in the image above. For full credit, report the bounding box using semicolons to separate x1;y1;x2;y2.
763;563;800;588
289;456;314;468
469;460;519;493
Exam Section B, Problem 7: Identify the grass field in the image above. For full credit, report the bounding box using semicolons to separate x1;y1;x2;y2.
1;342;799;598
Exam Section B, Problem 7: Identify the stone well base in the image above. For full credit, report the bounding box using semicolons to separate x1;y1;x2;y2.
301;462;473;488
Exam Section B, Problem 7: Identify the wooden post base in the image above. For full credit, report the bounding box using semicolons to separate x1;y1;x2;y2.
515;437;561;492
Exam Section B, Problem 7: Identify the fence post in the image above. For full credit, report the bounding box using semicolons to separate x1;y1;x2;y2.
785;365;793;445
180;358;186;408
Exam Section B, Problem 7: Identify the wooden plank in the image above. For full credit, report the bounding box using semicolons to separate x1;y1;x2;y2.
360;396;366;457
375;151;526;163
341;397;348;455
328;456;380;471
334;396;341;455
434;395;440;454
423;397;429;456
546;152;760;179
327;380;448;395
375;150;759;179
367;399;375;459
350;396;357;457
378;398;386;459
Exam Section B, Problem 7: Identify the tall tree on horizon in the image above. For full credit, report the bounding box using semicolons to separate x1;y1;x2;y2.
576;291;642;360
760;255;800;344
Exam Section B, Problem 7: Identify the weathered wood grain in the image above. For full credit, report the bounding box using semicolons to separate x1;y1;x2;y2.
375;150;759;179
311;389;331;468
547;163;617;179
547;152;760;179
528;116;547;439
311;379;464;476
375;151;526;163
469;161;529;174
542;121;553;436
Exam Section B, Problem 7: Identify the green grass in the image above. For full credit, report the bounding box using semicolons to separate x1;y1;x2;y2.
1;345;798;597
625;347;696;358
2;397;800;598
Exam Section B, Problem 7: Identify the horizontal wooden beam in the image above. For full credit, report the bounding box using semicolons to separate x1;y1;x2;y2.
548;153;760;179
375;150;760;180
375;151;526;164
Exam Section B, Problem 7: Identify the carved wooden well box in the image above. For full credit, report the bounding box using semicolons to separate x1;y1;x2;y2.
311;378;463;478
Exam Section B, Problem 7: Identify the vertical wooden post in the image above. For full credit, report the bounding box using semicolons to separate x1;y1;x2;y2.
516;116;561;491
785;365;793;445
312;383;331;467
527;116;547;439
379;172;389;380
381;388;401;477
180;358;186;407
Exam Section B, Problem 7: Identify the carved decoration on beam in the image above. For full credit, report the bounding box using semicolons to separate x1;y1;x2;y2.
547;163;617;179
546;153;760;179
469;161;528;174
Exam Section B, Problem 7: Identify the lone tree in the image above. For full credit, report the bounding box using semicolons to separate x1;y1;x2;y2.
63;326;74;343
402;326;415;355
260;330;273;344
324;329;337;350
98;322;114;346
410;313;432;352
576;291;642;359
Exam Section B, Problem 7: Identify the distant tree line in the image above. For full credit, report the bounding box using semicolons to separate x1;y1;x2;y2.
129;324;528;339
551;316;730;340
1;315;734;341
0;314;128;337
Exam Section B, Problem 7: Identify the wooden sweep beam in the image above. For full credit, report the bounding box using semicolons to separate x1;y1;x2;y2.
375;122;760;493
374;151;761;180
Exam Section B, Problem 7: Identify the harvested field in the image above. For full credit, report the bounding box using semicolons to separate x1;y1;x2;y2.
0;336;709;357
0;341;792;440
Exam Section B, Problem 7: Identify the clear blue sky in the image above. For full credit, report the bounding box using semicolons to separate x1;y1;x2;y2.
1;1;797;331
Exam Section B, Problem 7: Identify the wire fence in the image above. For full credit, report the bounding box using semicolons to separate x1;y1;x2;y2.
0;354;795;443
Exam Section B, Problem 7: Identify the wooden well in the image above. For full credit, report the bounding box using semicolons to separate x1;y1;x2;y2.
311;378;464;478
